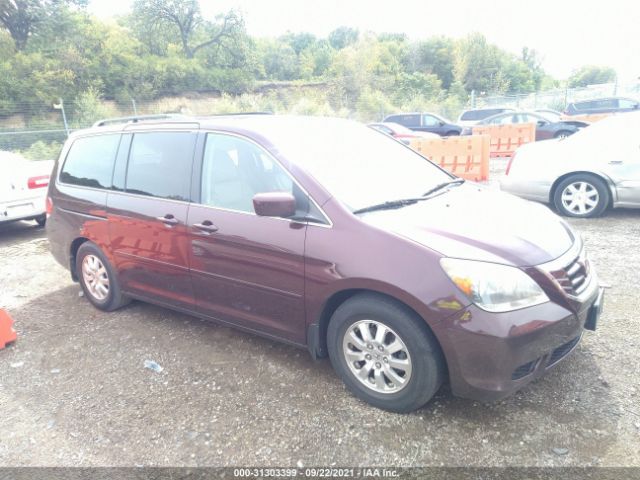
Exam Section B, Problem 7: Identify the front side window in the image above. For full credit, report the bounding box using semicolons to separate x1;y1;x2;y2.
125;132;195;201
201;133;293;213
618;98;638;109
60;134;121;189
422;114;441;127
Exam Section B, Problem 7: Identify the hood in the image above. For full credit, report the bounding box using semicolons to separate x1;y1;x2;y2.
361;184;576;266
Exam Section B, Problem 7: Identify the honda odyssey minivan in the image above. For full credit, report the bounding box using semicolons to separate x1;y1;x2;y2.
46;114;604;412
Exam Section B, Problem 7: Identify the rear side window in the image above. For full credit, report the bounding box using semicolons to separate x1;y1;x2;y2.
575;99;616;110
461;109;508;121
125;132;195;201
59;134;121;189
387;114;420;127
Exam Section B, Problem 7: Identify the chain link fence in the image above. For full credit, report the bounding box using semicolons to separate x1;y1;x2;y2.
2;80;640;160
474;81;640;111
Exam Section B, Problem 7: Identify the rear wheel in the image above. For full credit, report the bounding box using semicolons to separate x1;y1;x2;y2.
553;174;609;218
35;215;46;227
327;293;445;412
554;130;572;139
76;242;129;311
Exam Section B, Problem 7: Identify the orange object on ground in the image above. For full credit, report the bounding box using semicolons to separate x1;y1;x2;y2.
560;113;610;123
410;134;490;182
0;309;18;350
472;123;536;157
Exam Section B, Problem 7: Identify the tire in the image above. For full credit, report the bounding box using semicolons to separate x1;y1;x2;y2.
553;174;609;218
327;293;445;412
35;215;46;227
554;130;572;139
76;242;129;311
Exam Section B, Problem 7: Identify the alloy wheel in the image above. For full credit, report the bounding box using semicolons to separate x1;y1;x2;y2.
82;254;110;301
561;181;599;216
342;319;412;394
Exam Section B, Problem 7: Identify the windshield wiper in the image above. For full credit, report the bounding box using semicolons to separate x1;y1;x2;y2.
422;178;465;197
353;179;466;215
353;198;422;215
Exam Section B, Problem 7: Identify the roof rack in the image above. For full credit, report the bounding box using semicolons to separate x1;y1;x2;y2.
205;111;274;117
92;114;189;128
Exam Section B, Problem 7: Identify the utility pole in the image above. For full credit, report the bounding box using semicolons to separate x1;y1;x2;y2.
131;98;138;115
53;99;70;137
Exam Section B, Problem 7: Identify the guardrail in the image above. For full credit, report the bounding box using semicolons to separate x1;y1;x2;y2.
410;135;490;182
471;123;536;157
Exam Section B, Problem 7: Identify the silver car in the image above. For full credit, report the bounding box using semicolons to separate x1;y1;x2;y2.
500;112;640;217
0;151;53;226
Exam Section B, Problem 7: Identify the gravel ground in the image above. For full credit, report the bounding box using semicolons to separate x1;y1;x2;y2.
1;172;639;467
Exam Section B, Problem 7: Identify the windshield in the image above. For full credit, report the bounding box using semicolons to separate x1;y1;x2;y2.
258;117;453;211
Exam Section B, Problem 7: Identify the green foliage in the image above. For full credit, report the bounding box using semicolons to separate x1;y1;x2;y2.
568;65;616;88
20;140;63;160
328;26;359;50
3;0;620;156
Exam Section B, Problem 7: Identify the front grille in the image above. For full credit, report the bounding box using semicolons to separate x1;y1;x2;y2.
548;335;581;366
511;358;539;380
549;251;590;296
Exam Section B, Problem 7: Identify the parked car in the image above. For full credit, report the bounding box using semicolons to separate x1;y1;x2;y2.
47;114;603;412
0;151;53;226
382;113;461;136
500;111;640;217
368;122;440;144
461;111;588;140
534;109;563;122
457;107;515;127
564;97;639;116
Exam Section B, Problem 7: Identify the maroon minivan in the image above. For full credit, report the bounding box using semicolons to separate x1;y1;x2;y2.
46;114;604;412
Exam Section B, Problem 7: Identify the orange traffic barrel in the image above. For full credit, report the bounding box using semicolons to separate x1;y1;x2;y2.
0;309;18;350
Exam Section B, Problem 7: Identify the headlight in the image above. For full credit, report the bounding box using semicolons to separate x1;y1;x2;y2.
440;258;549;312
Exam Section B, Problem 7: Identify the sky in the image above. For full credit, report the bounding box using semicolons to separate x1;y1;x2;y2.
88;0;640;82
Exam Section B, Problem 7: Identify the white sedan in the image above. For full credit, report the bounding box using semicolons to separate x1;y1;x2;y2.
500;112;640;217
0;151;54;226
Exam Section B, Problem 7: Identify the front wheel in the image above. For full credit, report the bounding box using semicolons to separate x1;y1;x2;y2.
327;293;445;412
553;174;609;218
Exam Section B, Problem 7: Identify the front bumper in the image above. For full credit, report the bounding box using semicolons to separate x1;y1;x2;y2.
432;269;602;401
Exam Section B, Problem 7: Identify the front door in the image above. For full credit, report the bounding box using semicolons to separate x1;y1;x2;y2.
187;132;307;343
108;130;197;309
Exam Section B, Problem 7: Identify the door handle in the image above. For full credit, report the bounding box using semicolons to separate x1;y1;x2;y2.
156;214;179;225
193;220;219;233
608;160;624;165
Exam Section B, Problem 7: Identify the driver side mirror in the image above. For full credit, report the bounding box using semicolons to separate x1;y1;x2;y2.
537;120;547;127
253;192;296;218
438;121;445;127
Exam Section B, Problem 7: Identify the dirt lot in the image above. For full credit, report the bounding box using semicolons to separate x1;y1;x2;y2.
1;187;639;467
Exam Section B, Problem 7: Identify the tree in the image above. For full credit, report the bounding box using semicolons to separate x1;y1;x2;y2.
131;0;244;59
328;26;358;50
407;37;456;90
0;0;86;50
568;65;616;88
